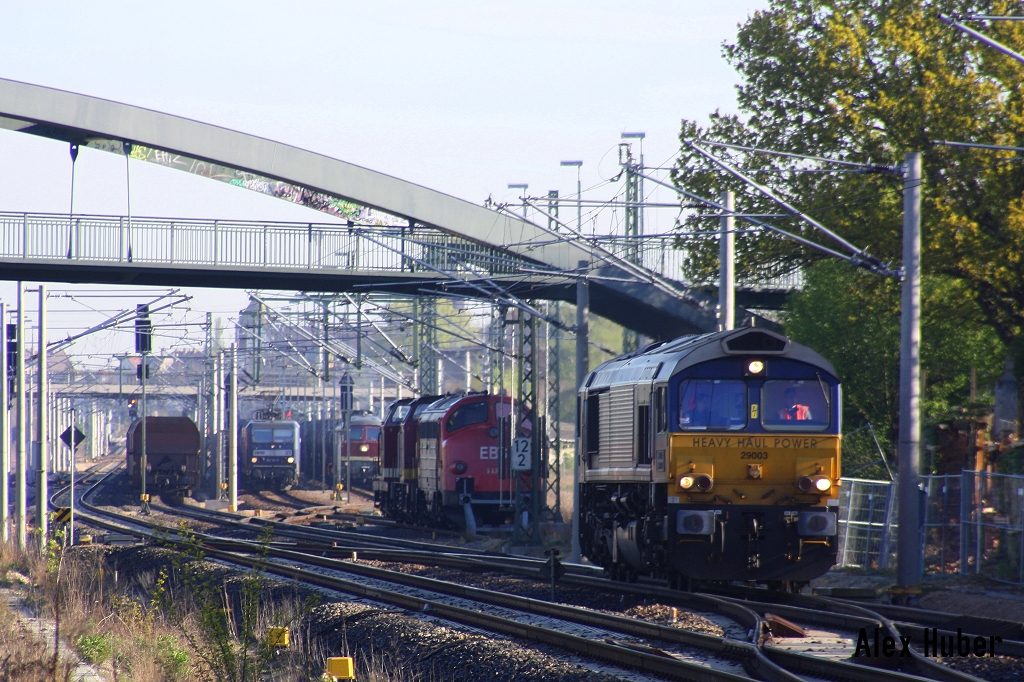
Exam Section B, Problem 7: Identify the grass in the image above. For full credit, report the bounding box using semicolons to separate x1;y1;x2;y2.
0;536;426;681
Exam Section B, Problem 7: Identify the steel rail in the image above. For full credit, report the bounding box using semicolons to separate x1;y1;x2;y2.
68;479;763;681
58;470;952;682
141;504;951;682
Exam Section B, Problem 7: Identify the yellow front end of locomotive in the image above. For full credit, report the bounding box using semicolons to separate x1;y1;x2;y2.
667;432;841;505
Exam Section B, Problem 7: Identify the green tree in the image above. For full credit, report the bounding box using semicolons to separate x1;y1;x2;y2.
672;0;1024;355
785;261;1005;456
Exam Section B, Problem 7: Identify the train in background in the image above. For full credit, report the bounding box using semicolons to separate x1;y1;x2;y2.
374;393;530;528
238;418;301;490
126;416;202;504
578;327;841;591
298;412;381;486
335;412;382;485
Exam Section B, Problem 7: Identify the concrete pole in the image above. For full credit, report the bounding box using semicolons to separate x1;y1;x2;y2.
228;344;238;511
36;285;47;550
719;190;735;331
897;152;923;589
214;351;223;498
572;259;590;563
15;284;25;549
0;302;7;543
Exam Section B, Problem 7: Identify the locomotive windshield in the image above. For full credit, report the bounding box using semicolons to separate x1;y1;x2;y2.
365;427;381;440
446;401;489;431
761;380;830;431
251;428;294;443
678;379;747;431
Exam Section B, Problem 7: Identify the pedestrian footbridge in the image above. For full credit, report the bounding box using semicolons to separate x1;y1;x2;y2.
0;78;788;338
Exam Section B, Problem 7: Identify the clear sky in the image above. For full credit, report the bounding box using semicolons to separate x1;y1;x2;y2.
0;1;767;363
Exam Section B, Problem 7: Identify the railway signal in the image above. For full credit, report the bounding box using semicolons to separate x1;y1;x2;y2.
541;548;564;602
60;410;83;545
136;304;151;514
5;322;15;398
134;304;151;354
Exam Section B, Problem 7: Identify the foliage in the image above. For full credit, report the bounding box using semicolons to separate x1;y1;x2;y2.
785;261;1005;452
157;522;316;682
157;634;193;681
672;0;1024;354
75;632;112;666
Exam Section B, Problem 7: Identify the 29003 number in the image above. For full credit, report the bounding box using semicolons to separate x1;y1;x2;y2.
740;451;769;460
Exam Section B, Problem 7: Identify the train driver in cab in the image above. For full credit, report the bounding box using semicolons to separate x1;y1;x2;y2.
778;387;812;421
681;389;712;427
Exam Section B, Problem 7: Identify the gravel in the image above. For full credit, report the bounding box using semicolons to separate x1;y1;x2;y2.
85;545;642;681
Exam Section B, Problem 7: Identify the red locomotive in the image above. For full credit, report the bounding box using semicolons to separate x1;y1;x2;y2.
374;393;530;528
335;412;383;484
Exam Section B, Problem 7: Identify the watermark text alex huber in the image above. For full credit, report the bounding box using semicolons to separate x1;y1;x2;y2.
855;627;1002;658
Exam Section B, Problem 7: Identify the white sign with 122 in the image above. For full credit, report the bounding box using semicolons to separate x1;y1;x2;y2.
512;437;532;471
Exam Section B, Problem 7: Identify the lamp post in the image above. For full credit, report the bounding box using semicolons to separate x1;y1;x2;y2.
560;159;584;564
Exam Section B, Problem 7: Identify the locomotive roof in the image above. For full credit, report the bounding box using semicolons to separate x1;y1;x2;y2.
584;327;837;390
243;419;300;427
417;392;512;422
346;412;382;426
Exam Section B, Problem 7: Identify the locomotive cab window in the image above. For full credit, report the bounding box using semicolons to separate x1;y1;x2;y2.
446;401;489;432
348;427;364;440
761;380;830;431
678;379;746;431
273;428;294;442
252;429;273;443
365;427;381;440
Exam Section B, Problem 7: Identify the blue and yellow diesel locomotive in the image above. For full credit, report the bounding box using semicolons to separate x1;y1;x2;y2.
579;327;840;590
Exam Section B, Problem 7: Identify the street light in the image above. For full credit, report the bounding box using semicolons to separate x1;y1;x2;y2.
508;183;529;220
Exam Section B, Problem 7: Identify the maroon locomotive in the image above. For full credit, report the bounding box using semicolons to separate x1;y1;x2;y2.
374;393;530;528
125;416;202;503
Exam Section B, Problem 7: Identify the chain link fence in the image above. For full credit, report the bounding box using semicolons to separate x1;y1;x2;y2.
836;471;1024;584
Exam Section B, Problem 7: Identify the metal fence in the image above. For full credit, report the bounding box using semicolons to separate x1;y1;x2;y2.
0;211;540;278
961;471;1024;584
836;471;1024;584
837;477;897;569
588;233;804;290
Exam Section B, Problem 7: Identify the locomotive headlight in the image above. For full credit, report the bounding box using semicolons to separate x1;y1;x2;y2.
797;476;813;493
679;475;695;489
814;476;832;492
695;474;714;492
747;360;764;374
251;457;258;464
451;461;468;474
360;444;369;452
287;457;295;464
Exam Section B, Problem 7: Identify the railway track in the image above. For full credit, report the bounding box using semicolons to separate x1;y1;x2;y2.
53;465;1010;682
